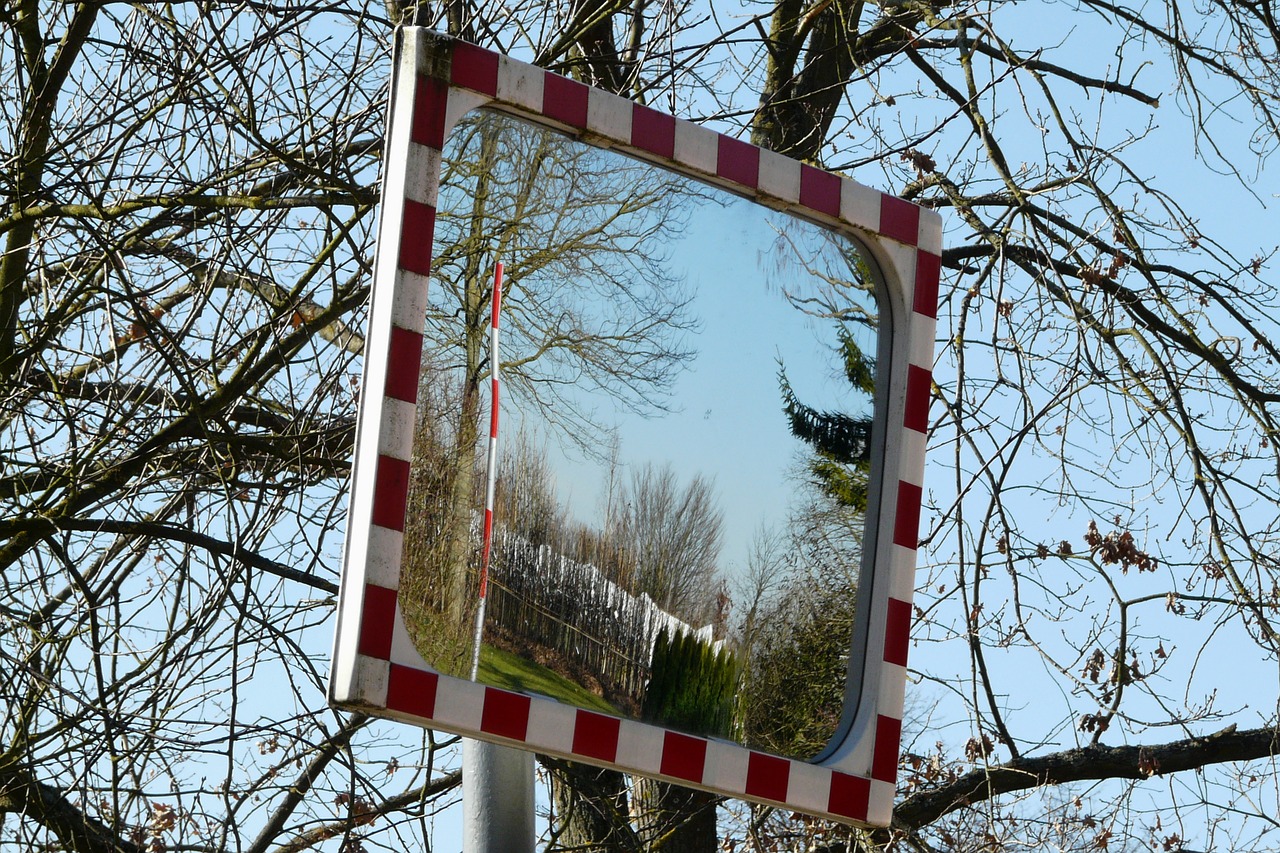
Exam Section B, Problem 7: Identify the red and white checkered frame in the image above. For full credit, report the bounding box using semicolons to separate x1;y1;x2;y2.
330;28;940;827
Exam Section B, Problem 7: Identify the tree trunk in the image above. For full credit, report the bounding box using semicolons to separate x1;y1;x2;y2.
631;777;718;853
548;761;637;852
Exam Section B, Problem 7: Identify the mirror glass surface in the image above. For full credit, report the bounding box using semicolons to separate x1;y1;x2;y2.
399;108;883;760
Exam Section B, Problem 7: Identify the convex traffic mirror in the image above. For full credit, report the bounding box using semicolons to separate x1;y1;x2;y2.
331;28;940;827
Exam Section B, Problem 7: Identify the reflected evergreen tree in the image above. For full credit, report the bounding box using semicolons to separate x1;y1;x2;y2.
778;326;876;512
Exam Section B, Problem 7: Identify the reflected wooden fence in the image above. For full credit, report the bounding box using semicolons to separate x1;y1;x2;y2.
484;527;715;707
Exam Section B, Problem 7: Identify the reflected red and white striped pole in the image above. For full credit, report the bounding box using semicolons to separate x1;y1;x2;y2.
463;261;533;848
470;262;503;682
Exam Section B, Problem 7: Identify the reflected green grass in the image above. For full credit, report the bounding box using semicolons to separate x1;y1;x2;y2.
478;645;618;715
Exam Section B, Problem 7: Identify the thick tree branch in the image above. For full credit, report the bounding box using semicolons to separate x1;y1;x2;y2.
0;2;98;381
0;517;339;595
247;714;369;853
0;761;141;853
267;770;463;853
887;725;1280;836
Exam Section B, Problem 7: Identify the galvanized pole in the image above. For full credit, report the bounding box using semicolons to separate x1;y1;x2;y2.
463;739;536;852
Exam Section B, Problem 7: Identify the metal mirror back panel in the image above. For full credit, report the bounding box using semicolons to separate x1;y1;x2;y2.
398;108;882;761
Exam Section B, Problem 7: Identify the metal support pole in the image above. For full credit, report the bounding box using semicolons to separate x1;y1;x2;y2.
463;738;536;852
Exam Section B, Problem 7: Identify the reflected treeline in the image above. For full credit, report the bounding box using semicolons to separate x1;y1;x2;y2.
401;399;731;724
735;523;860;758
402;404;863;759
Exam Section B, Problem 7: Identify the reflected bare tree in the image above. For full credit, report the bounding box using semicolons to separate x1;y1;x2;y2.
399;110;706;667
607;462;725;623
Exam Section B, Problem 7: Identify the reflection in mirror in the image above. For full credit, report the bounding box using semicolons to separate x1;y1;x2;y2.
399;109;882;761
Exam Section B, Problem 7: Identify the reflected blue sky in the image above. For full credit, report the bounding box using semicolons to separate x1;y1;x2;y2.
509;188;878;578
